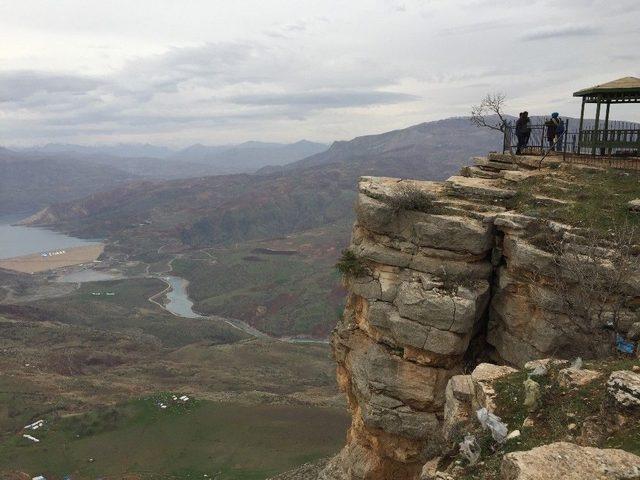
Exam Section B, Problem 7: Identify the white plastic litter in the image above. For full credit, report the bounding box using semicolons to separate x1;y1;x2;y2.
506;429;521;440
32;476;46;480
179;395;189;402
570;357;583;370
476;408;508;443
23;434;40;443
529;365;547;377
459;434;481;465
24;419;45;430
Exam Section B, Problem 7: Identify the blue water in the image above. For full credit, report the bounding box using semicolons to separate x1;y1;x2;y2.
164;275;201;318
0;214;100;259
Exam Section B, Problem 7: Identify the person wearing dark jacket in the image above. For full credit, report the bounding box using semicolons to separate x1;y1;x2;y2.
515;111;531;154
545;112;562;151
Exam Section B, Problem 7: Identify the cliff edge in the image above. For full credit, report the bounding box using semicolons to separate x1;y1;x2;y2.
317;153;640;479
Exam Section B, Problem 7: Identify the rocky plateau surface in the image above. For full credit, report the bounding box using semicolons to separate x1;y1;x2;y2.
309;153;640;480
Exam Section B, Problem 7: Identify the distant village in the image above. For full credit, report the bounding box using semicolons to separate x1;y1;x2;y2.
39;249;66;257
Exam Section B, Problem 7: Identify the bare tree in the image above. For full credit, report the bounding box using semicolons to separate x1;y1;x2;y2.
544;223;639;334
470;93;508;132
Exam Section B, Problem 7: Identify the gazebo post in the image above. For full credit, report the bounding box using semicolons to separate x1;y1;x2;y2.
573;76;640;157
578;97;586;153
592;97;602;156
603;101;611;155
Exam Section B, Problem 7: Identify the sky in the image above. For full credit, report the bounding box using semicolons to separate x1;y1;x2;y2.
1;0;639;147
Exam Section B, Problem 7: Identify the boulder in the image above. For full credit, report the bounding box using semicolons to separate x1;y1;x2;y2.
607;370;640;408
524;358;570;371
442;374;474;441
471;363;518;411
500;442;640;480
557;367;601;388
628;199;640;212
523;378;541;412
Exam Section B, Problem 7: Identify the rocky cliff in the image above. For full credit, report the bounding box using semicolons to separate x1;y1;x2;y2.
319;153;640;479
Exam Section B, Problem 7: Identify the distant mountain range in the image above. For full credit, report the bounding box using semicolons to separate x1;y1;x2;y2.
0;140;328;215
18;143;175;159
168;140;328;173
14;139;327;166
0;153;136;216
21;117;503;244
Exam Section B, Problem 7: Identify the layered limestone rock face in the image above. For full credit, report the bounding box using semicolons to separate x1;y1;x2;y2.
321;154;640;480
322;177;497;479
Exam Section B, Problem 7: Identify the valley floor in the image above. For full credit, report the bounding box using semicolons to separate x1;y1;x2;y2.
0;266;348;479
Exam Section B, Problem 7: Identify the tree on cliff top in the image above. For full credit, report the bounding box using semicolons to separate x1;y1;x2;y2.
470;93;508;132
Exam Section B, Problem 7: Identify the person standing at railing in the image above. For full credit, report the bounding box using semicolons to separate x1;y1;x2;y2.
515;111;531;155
545;112;562;151
555;114;565;151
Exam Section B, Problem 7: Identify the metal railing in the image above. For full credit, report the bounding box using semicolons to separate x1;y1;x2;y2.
503;119;640;159
502;119;568;157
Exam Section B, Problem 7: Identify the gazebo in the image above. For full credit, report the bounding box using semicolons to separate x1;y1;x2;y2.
573;77;640;155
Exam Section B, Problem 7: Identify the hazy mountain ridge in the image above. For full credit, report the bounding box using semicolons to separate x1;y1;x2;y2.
18;142;174;159
259;117;500;175
0;153;137;215
169;140;328;173
0;140;329;215
22;117;502;246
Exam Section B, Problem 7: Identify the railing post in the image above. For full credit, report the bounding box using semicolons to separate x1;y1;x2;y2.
563;119;568;162
592;98;601;156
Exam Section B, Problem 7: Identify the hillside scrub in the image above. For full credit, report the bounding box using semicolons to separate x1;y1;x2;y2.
452;358;640;480
381;184;441;214
508;167;640;236
335;250;367;277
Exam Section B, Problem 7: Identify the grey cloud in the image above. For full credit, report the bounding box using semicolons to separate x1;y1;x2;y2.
520;25;599;41
0;70;103;103
229;91;419;108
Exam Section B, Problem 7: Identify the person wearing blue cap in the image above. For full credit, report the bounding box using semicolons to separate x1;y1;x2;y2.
545;112;563;151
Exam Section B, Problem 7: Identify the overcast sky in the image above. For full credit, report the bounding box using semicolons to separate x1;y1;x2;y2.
1;0;639;147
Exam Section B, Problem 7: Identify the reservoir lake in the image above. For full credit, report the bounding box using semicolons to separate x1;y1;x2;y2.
0;214;100;259
0;215;199;319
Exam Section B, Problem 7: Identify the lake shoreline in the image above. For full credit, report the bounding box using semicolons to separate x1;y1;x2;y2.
0;244;105;273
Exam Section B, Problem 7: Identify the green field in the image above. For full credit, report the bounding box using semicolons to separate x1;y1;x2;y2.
26;277;248;348
171;224;350;338
0;395;349;480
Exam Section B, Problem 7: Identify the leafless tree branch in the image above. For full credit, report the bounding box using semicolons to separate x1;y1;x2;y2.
470;92;508;132
545;222;639;333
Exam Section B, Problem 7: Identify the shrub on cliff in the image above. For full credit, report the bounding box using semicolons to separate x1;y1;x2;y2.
384;185;440;213
335;250;366;277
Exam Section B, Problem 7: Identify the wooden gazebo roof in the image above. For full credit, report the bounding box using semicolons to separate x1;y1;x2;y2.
573;77;640;103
